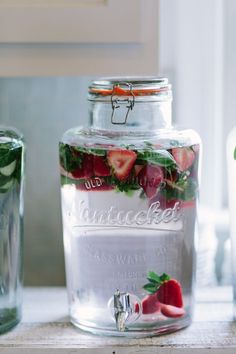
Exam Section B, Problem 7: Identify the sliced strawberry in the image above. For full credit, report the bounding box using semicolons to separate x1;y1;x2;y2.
134;164;144;176
71;166;85;179
137;165;164;198
136;294;161;315
172;147;195;171
107;149;137;181
71;153;93;179
93;155;111;177
142;294;160;315
83;154;94;177
160;304;185;318
157;279;183;308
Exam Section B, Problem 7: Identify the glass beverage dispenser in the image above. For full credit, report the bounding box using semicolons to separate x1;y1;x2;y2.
59;78;201;336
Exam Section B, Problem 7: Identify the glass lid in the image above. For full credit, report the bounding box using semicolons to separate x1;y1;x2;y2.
88;77;171;97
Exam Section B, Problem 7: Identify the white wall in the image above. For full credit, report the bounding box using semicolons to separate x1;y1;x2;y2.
223;0;236;207
159;0;225;210
0;77;91;285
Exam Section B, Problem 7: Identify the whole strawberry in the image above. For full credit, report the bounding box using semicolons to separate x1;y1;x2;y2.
141;271;184;317
156;278;183;308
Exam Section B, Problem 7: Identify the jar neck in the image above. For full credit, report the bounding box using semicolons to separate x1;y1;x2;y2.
90;100;172;132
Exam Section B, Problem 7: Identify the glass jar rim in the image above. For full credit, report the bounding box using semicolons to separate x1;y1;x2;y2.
88;77;171;98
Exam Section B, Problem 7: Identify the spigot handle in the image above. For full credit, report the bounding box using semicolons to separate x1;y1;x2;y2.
109;290;142;332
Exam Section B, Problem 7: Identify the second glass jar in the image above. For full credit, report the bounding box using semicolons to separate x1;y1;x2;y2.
59;78;201;336
0;127;24;334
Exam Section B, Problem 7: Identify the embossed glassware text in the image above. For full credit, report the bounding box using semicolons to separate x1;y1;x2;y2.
71;200;182;227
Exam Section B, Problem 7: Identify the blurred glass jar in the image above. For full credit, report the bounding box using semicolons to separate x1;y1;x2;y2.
0;127;24;333
227;127;236;318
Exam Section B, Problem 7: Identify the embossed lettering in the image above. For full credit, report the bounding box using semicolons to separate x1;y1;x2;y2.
73;200;183;228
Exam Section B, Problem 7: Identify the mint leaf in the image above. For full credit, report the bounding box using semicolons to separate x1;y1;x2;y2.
143;271;171;294
120;144;136;150
123;189;137;197
74;146;106;156
105;174;140;195
0;143;23;193
0;147;18;168
234;147;236;160
59;143;82;172
137;149;176;168
143;283;158;294
60;175;86;186
160;273;171;282
0;174;12;187
179;177;197;201
161;177;198;202
147;271;161;284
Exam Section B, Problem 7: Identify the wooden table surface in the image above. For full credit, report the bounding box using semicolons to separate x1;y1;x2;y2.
0;287;235;353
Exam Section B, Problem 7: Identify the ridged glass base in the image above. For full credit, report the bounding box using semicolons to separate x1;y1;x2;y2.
0;308;21;334
71;314;192;338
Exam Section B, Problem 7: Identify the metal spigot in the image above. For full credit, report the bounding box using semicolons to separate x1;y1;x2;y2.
113;290;132;332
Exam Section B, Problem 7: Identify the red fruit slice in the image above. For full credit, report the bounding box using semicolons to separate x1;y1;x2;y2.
83;154;94;177
107;149;137;181
172;147;195;171
71;166;85;179
135;294;161;315
134;164;144;176
161;304;185;318
138;165;164;198
157;279;183;308
71;153;93;179
93;155;111;177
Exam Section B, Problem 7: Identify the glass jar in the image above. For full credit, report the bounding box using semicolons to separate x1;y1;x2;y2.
0;127;24;333
59;77;201;337
227;127;236;319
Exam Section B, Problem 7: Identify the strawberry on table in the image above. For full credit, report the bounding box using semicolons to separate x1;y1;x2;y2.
137;165;164;198
172;147;195;171
93;155;111;176
107;149;137;181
